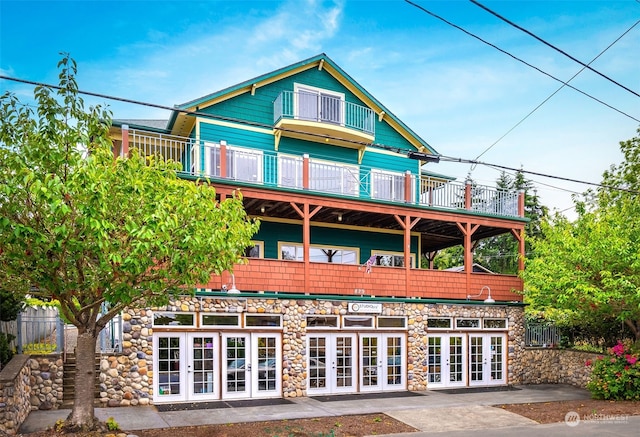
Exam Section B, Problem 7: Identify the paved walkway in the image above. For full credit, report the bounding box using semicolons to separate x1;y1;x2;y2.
19;384;640;436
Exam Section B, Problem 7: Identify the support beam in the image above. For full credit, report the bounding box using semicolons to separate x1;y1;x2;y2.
511;228;525;273
291;203;322;294
395;215;420;296
456;222;479;297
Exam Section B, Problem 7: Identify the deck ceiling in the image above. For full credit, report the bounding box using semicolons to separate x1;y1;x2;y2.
239;193;522;254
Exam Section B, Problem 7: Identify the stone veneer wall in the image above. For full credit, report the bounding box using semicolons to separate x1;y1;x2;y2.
519;348;598;387
96;296;526;404
0;355;31;435
0;355;64;435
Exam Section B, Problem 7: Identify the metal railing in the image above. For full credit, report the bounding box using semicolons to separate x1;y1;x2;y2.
525;324;561;348
127;130;521;217
274;91;375;135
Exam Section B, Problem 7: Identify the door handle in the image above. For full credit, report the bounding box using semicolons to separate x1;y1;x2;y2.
247;364;252;371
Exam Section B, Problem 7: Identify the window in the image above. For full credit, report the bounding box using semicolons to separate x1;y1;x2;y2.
153;312;195;327
306;316;339;328
294;84;344;125
280;243;358;264
483;318;508;330
244;241;264;258
455;318;481;329
370;251;416;268
427;318;452;329
204;142;263;183
279;154;303;189
201;314;240;327
343;316;374;328
245;315;282;328
378;317;406;329
309;159;359;196
372;170;410;202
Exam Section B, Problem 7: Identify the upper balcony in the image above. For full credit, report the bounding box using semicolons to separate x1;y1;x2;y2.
114;128;522;219
273;91;375;150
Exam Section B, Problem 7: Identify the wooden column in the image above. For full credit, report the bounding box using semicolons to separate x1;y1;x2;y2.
511;228;525;273
464;180;472;211
291;202;322;294
302;154;310;190
395;214;420;297
220;140;227;179
518;189;525;217
404;170;412;203
121;124;129;158
457;221;479;298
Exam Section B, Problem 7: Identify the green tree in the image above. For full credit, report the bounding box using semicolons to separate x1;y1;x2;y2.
0;57;259;430
475;171;547;274
523;129;640;342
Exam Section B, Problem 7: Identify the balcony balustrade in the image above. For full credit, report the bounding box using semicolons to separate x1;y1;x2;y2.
273;91;375;136
121;128;522;218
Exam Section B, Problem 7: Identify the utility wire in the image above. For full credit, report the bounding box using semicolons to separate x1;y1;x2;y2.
470;0;640;98
472;18;640;165
403;0;639;123
1;74;638;197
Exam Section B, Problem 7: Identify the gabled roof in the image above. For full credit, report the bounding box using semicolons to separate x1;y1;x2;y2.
167;53;438;156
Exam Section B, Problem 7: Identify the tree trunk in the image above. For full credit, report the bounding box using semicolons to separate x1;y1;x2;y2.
67;331;98;430
624;319;640;343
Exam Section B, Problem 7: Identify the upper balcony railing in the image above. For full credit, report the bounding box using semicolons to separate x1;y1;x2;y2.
122;129;522;218
274;91;375;136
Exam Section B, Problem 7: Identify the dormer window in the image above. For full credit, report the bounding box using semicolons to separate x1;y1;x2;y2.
294;84;345;126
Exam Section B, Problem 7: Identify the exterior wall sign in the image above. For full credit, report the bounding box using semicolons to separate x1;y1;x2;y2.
348;302;382;314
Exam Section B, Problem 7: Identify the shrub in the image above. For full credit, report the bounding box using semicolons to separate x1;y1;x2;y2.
0;332;16;367
586;341;640;400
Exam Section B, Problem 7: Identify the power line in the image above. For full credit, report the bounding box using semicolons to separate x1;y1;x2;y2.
1;74;637;197
440;155;640;195
472;18;640;164
470;0;640;98
403;0;639;123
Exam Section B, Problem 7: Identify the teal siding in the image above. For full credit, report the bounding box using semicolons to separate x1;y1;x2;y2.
256;221;419;263
195;65;424;185
198;122;273;152
278;137;357;164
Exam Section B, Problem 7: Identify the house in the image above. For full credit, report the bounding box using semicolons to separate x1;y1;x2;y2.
108;54;527;404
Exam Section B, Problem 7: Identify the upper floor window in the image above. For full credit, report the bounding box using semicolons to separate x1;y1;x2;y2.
294;84;345;125
371;251;416;268
204;142;263;183
280;243;358;264
243;241;264;258
371;170;414;203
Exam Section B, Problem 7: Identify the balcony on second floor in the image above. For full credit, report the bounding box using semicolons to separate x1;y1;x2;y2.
273;90;375;150
117;128;523;219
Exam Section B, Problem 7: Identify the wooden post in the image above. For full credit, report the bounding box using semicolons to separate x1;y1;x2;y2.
465;179;472;210
518;189;525;217
121;124;129;158
220;140;227;178
303;154;310;190
404;170;412;203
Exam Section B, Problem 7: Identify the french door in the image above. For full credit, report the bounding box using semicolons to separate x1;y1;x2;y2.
469;334;506;386
222;333;281;399
307;333;357;395
154;332;281;403
360;334;406;392
426;334;466;388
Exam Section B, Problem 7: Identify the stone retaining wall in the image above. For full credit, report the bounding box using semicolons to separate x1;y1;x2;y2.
519;348;598;387
0;355;31;435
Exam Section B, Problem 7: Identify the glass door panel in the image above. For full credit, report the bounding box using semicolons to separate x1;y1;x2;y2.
427;334;466;388
334;335;355;392
360;336;380;391
383;335;405;390
188;335;218;400
222;334;249;399
154;334;185;402
253;334;281;398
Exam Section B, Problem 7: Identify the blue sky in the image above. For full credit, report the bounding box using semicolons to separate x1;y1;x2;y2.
1;0;639;218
